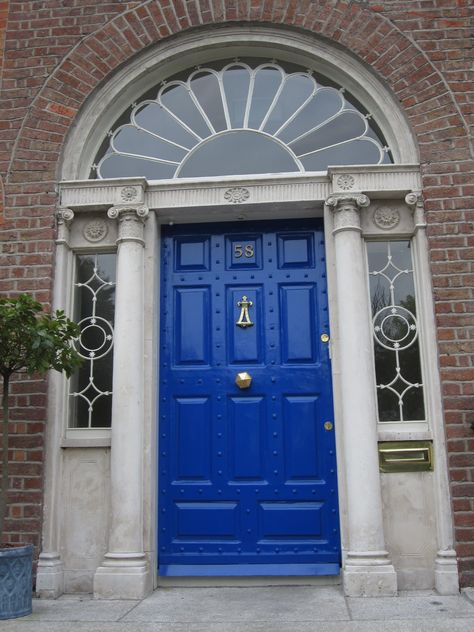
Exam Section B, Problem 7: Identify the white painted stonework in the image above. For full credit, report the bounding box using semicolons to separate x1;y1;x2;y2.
61;449;110;593
36;167;459;600
36;27;459;600
92;206;151;599
327;192;397;597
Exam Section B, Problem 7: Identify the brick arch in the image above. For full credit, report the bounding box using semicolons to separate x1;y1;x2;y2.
6;0;471;189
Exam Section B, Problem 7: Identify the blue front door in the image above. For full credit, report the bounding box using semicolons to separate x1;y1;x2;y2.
158;219;340;576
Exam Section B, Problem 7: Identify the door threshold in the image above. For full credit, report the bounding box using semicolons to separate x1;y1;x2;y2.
158;574;341;588
158;563;341;587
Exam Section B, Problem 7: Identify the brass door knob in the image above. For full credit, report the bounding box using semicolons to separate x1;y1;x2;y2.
235;372;252;389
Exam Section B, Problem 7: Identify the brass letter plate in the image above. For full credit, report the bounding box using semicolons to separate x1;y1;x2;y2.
378;440;433;473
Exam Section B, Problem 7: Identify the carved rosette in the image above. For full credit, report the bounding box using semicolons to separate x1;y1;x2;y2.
120;186;139;202
107;205;149;244
326;194;370;234
373;207;400;230
405;191;426;230
224;187;250;203
336;174;355;190
56;207;75;244
83;219;108;243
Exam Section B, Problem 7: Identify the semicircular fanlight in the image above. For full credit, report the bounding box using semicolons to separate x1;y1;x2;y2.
93;61;392;180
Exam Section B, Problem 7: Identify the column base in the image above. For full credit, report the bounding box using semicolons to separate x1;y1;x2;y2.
435;549;459;595
36;553;64;598
343;551;397;597
93;553;151;600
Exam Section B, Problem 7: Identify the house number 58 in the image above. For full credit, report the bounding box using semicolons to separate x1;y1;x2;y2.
234;244;254;258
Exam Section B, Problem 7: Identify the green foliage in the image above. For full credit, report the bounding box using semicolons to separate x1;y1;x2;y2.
0;294;82;544
0;294;82;380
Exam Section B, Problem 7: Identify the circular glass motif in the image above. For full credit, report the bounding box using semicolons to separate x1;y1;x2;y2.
373;306;418;351
75;316;114;360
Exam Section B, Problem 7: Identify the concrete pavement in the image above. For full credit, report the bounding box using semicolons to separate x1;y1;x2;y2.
2;586;474;631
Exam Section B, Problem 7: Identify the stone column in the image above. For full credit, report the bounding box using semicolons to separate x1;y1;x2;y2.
326;194;397;597
36;208;75;597
406;192;459;594
93;205;151;599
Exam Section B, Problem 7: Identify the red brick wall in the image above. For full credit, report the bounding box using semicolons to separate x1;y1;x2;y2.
0;0;472;586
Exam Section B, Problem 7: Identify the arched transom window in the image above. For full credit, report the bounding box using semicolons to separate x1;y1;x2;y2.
92;59;393;181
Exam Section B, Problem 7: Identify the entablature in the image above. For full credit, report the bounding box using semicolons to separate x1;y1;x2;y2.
58;165;421;228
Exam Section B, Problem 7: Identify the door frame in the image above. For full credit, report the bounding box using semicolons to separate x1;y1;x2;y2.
38;166;460;597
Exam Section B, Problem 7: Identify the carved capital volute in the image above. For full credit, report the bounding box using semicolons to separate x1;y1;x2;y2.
405;191;426;230
107;205;149;245
326;194;370;234
56;207;75;244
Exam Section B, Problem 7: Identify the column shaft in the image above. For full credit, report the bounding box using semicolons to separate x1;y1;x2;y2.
328;194;397;596
93;206;151;599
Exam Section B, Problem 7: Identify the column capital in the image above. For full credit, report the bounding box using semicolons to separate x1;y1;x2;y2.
56;206;75;224
107;205;149;245
326;194;370;234
56;207;75;244
405;191;426;230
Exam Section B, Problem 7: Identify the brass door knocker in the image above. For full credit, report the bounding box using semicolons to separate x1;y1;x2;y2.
236;295;254;328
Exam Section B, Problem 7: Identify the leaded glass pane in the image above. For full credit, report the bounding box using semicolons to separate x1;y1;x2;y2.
160;83;211;139
69;253;116;429
262;73;314;135
247;65;283;129
367;241;425;422
92;59;391;180
190;71;227;133
99;154;176;180
177;130;299;178
277;88;343;144
112;125;186;162
223;64;251;128
290;111;367;156
133;101;198;149
300;138;382;171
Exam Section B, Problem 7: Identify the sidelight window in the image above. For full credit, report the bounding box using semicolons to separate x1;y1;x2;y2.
68;253;116;429
367;240;425;423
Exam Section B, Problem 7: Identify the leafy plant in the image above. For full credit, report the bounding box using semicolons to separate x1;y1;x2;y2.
0;294;82;544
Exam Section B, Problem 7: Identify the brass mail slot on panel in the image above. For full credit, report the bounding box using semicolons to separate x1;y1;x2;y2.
378;441;433;473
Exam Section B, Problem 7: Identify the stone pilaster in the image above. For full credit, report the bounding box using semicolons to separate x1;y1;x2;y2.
36;208;75;598
405;192;459;595
326;194;397;597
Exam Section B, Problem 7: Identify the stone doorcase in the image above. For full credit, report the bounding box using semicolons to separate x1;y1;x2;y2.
35;28;459;599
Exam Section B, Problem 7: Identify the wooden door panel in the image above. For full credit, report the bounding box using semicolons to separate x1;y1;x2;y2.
159;219;340;576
